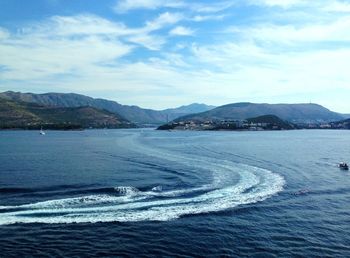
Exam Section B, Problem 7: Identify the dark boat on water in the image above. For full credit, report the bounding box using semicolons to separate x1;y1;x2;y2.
338;162;349;170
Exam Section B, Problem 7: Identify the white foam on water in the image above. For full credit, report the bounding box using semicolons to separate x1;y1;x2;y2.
114;186;140;196
151;186;162;192
0;132;285;225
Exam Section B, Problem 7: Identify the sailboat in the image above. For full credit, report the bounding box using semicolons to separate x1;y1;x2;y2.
40;127;45;135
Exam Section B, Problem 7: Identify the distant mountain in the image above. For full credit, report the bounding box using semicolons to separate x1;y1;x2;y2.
341;114;350;119
163;103;215;114
162;103;216;120
173;102;343;123
0;91;214;125
0;98;135;129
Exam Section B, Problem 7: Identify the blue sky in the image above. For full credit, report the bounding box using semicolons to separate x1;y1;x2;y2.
0;0;350;112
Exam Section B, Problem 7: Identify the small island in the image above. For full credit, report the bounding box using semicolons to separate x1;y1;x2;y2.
158;115;295;131
158;114;350;131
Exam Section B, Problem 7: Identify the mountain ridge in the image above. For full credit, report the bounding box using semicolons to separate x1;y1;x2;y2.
173;102;343;124
0;97;135;129
0;91;215;125
1;91;348;125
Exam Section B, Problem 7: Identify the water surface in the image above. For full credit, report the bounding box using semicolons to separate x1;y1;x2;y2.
0;129;349;257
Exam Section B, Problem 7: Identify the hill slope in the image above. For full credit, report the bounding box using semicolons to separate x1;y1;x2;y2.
0;98;135;129
174;102;343;123
246;115;294;129
0;91;215;125
330;118;350;129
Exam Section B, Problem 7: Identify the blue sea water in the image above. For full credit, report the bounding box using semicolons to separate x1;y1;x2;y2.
0;129;350;257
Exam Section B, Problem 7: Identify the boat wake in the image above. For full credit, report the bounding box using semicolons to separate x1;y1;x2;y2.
0;133;285;225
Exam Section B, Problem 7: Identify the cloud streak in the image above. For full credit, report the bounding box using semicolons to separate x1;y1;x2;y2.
114;0;186;13
169;26;194;36
114;0;235;13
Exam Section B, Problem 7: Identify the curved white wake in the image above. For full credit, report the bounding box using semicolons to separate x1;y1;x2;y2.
0;133;285;225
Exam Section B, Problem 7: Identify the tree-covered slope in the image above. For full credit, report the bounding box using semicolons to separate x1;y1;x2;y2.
0;91;215;125
174;102;343;123
0;98;135;129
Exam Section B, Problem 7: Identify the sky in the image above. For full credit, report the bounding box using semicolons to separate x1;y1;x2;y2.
0;0;350;112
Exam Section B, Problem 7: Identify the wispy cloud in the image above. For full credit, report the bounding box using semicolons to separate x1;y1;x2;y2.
114;0;185;13
249;0;305;8
227;16;350;44
0;13;186;92
0;28;9;40
191;14;226;22
114;0;235;13
129;12;183;49
25;15;132;36
128;34;165;50
190;1;236;13
169;26;194;36
143;12;183;31
0;31;132;81
323;0;350;12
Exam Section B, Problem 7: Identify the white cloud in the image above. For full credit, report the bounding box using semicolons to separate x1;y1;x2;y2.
128;12;183;49
250;0;305;8
228;16;350;44
189;1;236;13
143;12;183;32
191;14;226;22
0;15;133;82
18;14;135;40
1;12;184;57
188;38;350;107
19;13;182;40
114;0;235;14
0;28;9;40
128;34;165;50
0;13;184;93
0;35;132;81
114;0;185;13
169;26;194;36
323;0;350;12
0;12;187;83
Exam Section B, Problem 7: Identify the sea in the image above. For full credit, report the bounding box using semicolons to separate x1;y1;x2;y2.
0;129;350;257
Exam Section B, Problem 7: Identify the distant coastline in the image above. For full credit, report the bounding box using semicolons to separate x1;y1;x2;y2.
157;115;350;131
1;91;349;131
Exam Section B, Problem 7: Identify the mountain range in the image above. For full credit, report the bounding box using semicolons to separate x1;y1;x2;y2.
0;97;134;129
0;91;215;125
173;102;344;124
0;91;348;129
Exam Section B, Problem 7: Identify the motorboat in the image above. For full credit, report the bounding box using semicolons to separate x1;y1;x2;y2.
40;127;45;135
338;162;349;170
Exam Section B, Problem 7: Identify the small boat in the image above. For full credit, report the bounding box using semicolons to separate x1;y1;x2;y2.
293;189;310;196
338;162;349;170
40;127;45;135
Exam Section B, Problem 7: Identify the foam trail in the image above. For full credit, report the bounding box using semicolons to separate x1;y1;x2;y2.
0;132;285;225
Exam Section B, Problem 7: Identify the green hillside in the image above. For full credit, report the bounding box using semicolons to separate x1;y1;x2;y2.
246;115;294;130
174;102;343;123
0;91;215;125
0;98;136;129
